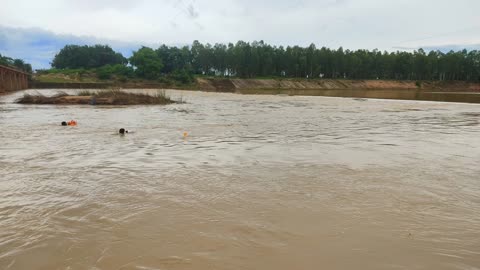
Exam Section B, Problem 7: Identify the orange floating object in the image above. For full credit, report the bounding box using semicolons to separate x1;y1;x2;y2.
183;132;188;137
67;120;77;126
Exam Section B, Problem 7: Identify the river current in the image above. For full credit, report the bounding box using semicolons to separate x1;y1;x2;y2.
1;89;479;269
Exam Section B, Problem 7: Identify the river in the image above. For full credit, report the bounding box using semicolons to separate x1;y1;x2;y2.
1;89;480;270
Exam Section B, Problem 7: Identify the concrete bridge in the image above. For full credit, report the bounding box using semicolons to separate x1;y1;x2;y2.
0;64;30;93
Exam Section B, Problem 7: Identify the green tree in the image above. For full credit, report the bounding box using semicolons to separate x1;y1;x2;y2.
129;47;163;80
0;54;32;73
52;45;127;69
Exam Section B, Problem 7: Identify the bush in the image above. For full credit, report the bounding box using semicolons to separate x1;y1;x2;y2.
111;64;135;77
157;76;174;85
96;64;135;80
97;65;113;80
170;69;195;84
118;76;128;83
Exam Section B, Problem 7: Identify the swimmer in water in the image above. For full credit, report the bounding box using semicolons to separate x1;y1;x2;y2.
119;128;134;134
61;120;77;126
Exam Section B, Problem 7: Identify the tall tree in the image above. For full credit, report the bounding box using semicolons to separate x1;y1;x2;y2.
129;47;163;80
51;45;126;69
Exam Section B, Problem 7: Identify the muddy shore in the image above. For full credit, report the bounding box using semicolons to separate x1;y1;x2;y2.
16;90;176;105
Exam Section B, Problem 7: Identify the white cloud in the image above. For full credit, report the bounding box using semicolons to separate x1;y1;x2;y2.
0;26;144;68
0;0;479;68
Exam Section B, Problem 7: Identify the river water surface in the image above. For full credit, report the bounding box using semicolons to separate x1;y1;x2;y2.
1;89;480;270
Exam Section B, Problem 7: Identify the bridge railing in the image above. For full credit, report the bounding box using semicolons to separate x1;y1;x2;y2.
0;64;31;92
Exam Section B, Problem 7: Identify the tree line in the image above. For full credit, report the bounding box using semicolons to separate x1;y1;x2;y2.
50;41;480;82
0;53;33;73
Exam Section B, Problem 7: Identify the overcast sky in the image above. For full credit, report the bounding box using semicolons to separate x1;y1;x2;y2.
1;0;479;68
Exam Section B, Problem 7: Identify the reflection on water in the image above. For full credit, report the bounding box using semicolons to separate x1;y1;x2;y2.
1;89;480;270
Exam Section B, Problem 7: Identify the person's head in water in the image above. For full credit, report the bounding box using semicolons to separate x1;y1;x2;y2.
61;121;67;126
119;128;127;134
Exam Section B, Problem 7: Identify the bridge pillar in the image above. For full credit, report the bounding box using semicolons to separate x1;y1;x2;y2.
24;74;28;89
8;70;13;90
0;68;4;91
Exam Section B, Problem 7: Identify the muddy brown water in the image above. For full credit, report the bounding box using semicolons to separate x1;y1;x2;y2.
1;89;480;270
240;88;480;103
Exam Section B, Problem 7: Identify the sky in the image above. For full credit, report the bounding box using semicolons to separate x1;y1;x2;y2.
1;0;479;69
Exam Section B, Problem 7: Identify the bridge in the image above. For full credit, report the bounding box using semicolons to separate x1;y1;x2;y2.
0;64;30;93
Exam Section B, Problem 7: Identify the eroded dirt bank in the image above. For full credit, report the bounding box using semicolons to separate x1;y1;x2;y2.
196;78;480;103
196;78;480;92
32;78;480;92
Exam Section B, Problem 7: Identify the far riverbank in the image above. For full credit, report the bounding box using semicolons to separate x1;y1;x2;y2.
28;78;480;104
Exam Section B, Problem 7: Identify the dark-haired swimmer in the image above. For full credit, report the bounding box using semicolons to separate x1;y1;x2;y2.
119;128;134;134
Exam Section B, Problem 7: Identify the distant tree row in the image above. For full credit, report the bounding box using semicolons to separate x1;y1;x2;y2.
51;42;480;82
0;53;33;73
184;41;480;81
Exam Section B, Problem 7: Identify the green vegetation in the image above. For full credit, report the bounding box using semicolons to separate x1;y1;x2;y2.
16;89;176;105
0;53;32;73
46;42;480;84
97;64;134;80
129;47;163;80
51;45;126;69
34;68;101;83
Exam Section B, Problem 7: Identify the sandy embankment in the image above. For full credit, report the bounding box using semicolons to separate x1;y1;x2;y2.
197;78;480;92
